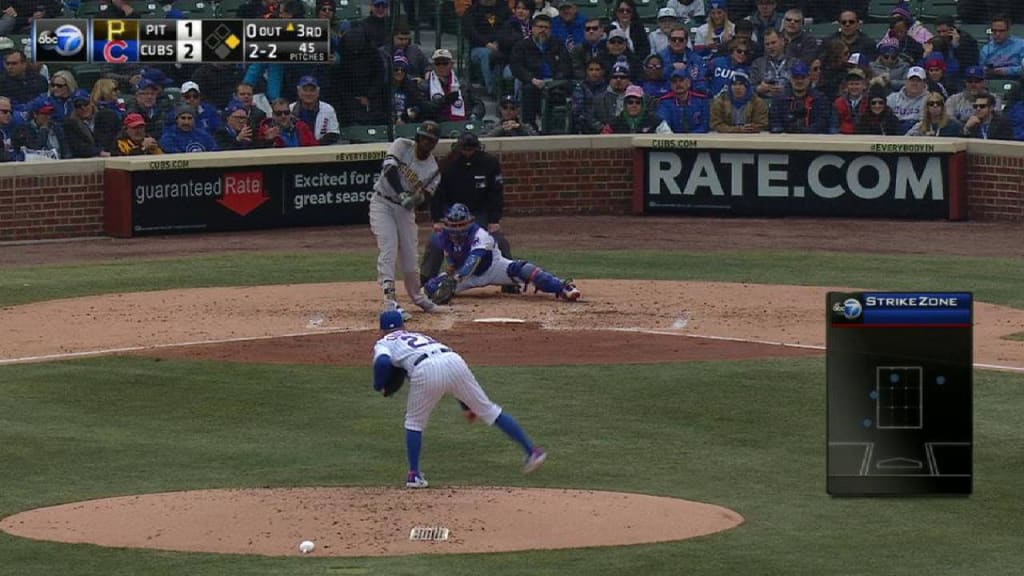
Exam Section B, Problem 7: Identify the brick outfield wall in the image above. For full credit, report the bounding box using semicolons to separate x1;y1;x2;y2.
0;146;1020;242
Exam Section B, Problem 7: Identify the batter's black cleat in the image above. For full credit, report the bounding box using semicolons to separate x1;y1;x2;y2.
501;284;522;295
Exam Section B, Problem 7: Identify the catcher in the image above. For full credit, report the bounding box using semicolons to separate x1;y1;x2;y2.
373;310;548;488
423;203;581;304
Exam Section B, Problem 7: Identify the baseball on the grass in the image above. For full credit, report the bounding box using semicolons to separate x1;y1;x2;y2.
298;540;315;554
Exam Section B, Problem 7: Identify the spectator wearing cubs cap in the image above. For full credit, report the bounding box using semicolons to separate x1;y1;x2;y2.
214;101;256;150
64;89;119;158
114;113;162;155
390;55;422;125
945;65;1003;124
711;68;768;133
769;60;831;134
289;75;340;145
655;67;710;134
13;96;67;158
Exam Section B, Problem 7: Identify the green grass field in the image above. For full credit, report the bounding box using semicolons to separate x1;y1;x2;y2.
2;249;1022;575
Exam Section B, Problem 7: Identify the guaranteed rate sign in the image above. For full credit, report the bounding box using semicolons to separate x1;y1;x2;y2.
642;147;958;219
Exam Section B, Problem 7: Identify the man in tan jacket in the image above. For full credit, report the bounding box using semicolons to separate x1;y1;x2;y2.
710;69;769;133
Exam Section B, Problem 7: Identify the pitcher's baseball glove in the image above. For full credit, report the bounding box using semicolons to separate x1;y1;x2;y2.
432;275;458;305
382;366;408;397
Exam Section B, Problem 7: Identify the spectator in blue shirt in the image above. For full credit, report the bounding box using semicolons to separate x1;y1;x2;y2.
159;104;218;153
979;15;1024;78
551;0;587;50
656;68;711;133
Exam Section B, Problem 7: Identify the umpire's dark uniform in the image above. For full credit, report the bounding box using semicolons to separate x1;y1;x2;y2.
421;133;514;286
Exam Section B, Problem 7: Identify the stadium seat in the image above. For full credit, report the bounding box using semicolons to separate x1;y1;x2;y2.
858;22;893;44
986;79;1017;100
340;124;391;143
959;24;990;44
634;0;659;23
866;0;902;23
918;0;958;23
439;120;484;138
72;64;104;90
335;0;362;21
577;0;606;23
395;122;421;139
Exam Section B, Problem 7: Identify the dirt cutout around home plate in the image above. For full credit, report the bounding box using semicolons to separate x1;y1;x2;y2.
0;487;744;557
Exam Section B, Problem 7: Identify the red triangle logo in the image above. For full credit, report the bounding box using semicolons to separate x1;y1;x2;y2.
218;172;269;216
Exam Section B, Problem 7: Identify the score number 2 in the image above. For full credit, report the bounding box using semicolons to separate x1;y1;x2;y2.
248;43;278;59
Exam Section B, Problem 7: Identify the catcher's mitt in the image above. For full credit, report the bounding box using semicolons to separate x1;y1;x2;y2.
432;275;458;305
381;366;408;397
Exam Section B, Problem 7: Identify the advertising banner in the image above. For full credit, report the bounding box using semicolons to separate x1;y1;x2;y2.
128;159;380;235
642;147;957;219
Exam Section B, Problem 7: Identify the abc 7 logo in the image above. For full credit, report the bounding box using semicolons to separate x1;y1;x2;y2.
37;24;85;57
831;298;863;320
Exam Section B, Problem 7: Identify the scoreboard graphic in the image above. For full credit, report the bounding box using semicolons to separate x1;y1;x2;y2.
32;19;329;64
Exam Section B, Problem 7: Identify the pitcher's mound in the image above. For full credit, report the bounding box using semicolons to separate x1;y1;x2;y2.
0;487;744;557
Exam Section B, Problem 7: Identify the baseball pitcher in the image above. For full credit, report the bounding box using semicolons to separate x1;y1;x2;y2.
372;310;548;488
423;203;581;304
370;121;444;320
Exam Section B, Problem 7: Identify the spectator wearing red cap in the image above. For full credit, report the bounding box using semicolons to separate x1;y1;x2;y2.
13;96;67;158
604;84;661;133
922;53;954;98
64;89;119;158
115;113;162;155
290;75;340;145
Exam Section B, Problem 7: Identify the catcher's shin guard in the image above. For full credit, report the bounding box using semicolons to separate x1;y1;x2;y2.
506;260;567;295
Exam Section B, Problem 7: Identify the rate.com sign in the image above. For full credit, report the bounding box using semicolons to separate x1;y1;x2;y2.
640;148;966;219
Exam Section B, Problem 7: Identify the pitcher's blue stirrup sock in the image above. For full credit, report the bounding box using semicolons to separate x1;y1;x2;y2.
406;429;422;472
495;412;533;454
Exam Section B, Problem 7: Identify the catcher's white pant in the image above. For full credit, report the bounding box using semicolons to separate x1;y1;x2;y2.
406;349;502;432
456;255;517;292
369;193;422;302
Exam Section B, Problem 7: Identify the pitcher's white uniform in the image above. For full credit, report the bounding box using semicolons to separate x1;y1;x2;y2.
373;329;503;432
370;138;440;309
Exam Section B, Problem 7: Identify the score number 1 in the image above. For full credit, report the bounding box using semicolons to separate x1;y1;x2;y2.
176;20;202;63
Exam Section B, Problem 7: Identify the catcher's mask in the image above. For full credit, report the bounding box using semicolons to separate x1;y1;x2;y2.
379;310;405;330
444;203;475;239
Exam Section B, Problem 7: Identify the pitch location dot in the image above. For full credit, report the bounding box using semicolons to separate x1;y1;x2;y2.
862;418;872;428
869;390;879;400
890;373;900;384
936;375;946;385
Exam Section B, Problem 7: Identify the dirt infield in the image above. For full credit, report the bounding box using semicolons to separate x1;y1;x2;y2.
2;216;1023;557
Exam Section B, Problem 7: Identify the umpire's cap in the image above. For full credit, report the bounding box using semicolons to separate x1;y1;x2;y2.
380;310;405;330
457;131;480;149
416;120;441;141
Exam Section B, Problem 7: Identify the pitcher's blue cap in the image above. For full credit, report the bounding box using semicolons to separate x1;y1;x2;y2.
380;310;404;330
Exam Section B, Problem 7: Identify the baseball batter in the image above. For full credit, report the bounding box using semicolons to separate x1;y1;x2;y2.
423;204;581;303
370;121;444;320
373;310;548;488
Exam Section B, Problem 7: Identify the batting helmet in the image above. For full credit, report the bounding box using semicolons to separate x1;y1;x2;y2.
379;310;405;330
416;120;441;141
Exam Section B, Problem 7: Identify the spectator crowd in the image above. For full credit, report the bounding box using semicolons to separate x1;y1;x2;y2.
2;0;1024;161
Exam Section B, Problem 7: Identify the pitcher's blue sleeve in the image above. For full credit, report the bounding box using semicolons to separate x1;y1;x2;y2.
373;355;393;391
